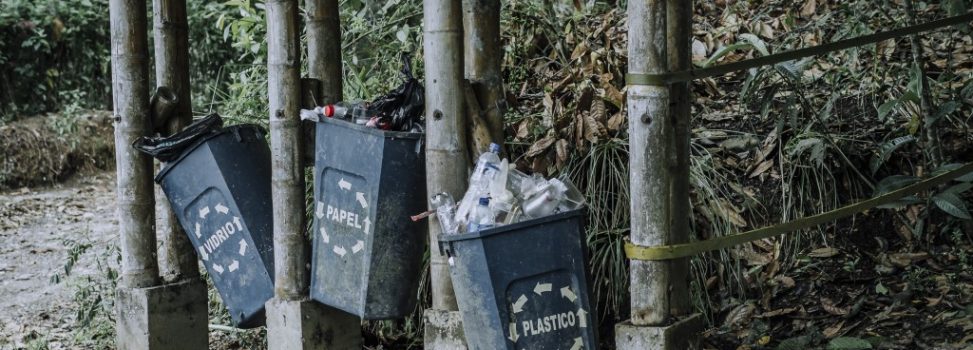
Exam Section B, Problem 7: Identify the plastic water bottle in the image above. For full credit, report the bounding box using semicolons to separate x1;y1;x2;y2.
467;197;495;232
323;101;368;122
456;143;502;225
430;193;459;235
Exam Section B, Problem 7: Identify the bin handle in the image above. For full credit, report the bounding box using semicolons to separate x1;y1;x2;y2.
415;135;424;156
438;240;452;258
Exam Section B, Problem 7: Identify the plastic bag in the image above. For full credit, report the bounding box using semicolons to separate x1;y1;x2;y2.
133;114;224;162
368;54;425;131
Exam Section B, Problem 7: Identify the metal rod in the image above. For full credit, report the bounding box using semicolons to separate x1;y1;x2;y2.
626;0;672;326
152;0;200;282
423;0;469;311
110;0;161;289
266;0;307;300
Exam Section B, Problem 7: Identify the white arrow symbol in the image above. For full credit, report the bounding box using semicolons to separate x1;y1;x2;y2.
534;282;552;295
198;247;209;261
316;202;325;218
198;206;210;219
512;294;528;313
232;216;243;231
577;308;588;328
363;218;371;235
215;203;229;214
212;263;224;274
320;226;330;243
507;322;520;343
352;240;365;254
194;223;201;238
570;337;583;350
238;239;248;256
333;245;347;257
338;178;351;191
356;192;368;209
228;260;239;272
561;286;577;302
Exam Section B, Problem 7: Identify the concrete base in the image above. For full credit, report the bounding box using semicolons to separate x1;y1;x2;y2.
265;298;362;350
115;279;208;350
616;313;703;350
423;309;467;350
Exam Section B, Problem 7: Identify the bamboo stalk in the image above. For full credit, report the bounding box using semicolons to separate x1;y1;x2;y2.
423;0;469;311
462;0;505;150
666;0;692;317
905;0;944;167
110;0;160;289
152;0;199;283
306;0;343;105
266;0;307;300
627;0;672;326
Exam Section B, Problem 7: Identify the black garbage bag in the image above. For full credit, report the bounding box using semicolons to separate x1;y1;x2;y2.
368;54;425;131
133;114;224;162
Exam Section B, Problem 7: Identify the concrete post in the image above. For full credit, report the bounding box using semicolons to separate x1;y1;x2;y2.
615;0;701;349
423;0;470;347
265;0;360;348
147;0;209;347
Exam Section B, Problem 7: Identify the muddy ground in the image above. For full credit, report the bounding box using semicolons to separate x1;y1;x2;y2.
0;171;118;349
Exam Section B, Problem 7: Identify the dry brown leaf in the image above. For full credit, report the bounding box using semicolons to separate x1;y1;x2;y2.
724;303;757;329
735;249;772;266
749;160;774;178
555;139;570;168
583;112;607;143
808;247;840;258
800;0;817;17
525;134;556;158
823;320;845;338
820;297;849;316
590;98;607;123
757;307;797;318
607;112;626;132
776;275;795;288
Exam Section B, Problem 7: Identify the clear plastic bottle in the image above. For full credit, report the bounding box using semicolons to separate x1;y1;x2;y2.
430;193;459;235
467;197;496;232
456;143;502;225
323;101;369;122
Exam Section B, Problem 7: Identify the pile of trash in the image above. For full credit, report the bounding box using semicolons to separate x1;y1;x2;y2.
432;143;585;235
301;56;425;133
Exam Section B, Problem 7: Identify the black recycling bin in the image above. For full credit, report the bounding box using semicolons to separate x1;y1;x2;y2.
310;117;426;319
156;124;274;328
440;209;597;350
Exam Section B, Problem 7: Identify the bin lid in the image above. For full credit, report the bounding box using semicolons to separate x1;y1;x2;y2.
438;208;586;243
154;124;266;183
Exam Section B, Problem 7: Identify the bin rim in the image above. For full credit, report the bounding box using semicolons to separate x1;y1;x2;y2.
155;124;266;183
439;208;586;243
316;115;423;140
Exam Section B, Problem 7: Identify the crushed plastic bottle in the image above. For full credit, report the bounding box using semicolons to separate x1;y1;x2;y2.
430;192;459;235
467;197;496;232
323;101;369;122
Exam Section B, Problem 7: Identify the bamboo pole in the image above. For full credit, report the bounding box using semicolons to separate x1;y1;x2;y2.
423;0;469;311
110;0;160;289
905;0;944;167
266;0;307;300
666;0;692;317
627;0;672;326
462;0;505;148
152;0;199;282
306;0;342;105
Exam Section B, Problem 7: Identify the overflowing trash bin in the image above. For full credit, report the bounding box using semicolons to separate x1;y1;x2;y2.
308;117;426;319
138;115;275;328
440;209;596;349
431;143;595;349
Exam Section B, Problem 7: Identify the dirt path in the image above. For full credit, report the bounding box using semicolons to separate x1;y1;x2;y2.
0;171;118;349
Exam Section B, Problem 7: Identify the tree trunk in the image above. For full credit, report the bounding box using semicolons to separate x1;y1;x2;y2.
110;0;160;289
266;0;307;300
666;0;693;317
626;0;673;326
462;0;505;153
152;0;199;283
423;0;469;311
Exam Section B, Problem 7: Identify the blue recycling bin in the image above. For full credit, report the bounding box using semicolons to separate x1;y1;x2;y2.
155;124;275;328
439;209;597;350
309;117;426;319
